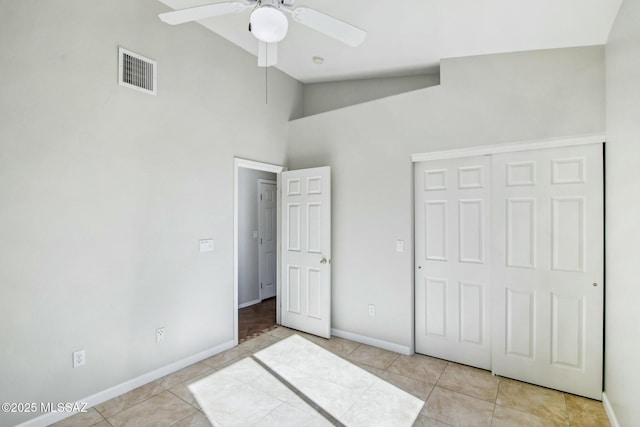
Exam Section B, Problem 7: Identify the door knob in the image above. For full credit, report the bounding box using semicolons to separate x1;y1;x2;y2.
320;257;328;264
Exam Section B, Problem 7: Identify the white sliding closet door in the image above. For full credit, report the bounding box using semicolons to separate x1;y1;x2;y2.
415;156;492;369
491;144;603;399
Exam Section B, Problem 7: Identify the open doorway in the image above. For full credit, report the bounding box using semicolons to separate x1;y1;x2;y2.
238;171;276;342
233;158;285;345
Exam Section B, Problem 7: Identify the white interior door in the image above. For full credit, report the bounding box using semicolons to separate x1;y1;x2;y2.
281;167;331;338
492;144;604;399
415;156;492;369
258;180;277;300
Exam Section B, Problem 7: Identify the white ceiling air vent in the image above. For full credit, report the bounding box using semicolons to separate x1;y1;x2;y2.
118;47;157;95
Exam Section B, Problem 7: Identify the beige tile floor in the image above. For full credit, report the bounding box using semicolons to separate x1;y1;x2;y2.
52;327;611;427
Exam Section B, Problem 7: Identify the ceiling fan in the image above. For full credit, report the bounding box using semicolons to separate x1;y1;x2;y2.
159;0;367;67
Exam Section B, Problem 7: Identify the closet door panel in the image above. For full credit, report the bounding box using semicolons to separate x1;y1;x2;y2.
415;156;491;369
491;144;603;400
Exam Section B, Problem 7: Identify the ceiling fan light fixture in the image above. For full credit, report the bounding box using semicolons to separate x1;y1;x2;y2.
250;6;288;43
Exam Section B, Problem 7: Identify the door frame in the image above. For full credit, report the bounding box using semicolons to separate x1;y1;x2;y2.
411;134;605;162
234;158;285;345
257;178;277;301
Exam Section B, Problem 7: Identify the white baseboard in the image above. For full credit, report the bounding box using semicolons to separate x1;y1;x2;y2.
238;299;261;309
602;392;621;427
17;339;236;427
331;328;411;355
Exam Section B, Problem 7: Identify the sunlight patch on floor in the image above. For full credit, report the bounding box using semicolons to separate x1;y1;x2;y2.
189;334;423;426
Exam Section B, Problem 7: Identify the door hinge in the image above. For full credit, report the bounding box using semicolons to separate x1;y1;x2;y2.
260;283;263;289
260;194;263;200
260;237;262;244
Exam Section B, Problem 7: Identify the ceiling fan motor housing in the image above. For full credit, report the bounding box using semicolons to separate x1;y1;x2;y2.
257;0;284;8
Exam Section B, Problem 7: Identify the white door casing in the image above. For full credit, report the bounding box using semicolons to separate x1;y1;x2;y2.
234;158;285;345
415;156;492;369
491;144;603;399
281;167;331;338
258;180;277;300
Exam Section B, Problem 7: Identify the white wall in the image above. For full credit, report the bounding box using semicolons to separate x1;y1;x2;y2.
302;74;440;117
238;169;276;306
604;0;640;424
287;46;605;350
0;1;301;425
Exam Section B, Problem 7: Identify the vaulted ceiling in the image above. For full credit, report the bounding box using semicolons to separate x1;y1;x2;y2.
158;0;622;83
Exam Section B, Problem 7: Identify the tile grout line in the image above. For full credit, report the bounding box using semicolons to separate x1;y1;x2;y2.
166;388;200;412
343;342;361;357
562;393;571;427
251;400;295;426
424;362;449;413
96;391;161;420
88;414;110;427
98;378;197;422
102;390;170;426
337;379;382;421
432;366;501;405
489;378;500;427
436;361;449;384
250;355;346;427
166;407;200;427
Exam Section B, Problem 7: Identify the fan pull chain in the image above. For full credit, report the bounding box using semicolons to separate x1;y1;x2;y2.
264;53;269;104
265;49;268;104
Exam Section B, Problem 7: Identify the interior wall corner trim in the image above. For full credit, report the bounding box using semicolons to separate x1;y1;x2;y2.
602;392;622;427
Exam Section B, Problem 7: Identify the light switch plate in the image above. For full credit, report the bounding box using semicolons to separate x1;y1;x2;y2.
396;240;404;253
253;231;258;238
199;239;214;252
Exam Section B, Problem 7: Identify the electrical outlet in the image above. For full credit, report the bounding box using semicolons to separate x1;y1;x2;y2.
368;304;375;317
396;240;404;253
199;239;214;252
72;350;85;368
156;327;165;343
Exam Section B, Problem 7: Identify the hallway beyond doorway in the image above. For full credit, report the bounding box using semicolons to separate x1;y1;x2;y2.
238;297;276;343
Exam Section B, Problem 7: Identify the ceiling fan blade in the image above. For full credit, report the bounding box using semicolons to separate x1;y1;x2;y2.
291;7;366;47
258;42;278;67
159;2;249;25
